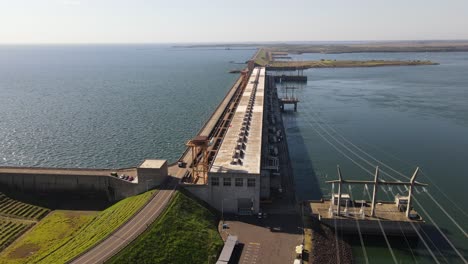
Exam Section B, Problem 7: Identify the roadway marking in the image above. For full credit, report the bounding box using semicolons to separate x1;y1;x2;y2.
241;242;261;264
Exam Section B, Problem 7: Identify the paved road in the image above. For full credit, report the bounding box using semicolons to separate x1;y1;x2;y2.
71;166;185;264
71;74;244;263
221;215;302;264
217;75;302;264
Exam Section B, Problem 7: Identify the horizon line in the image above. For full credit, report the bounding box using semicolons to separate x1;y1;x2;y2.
1;39;468;46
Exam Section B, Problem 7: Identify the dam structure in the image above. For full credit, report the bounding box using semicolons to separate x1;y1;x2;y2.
0;159;168;201
0;59;425;234
182;67;269;214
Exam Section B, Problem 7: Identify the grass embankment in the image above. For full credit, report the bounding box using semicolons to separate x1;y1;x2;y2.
0;211;96;263
269;59;437;69
0;192;50;251
263;41;468;54
0;192;50;221
0;190;155;264
0;220;33;252
108;191;223;264
252;47;437;69
254;48;270;66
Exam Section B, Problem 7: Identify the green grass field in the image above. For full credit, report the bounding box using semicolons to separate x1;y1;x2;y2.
0;211;95;263
107;191;223;264
0;192;51;253
269;59;436;69
254;48;270;66
0;193;50;221
0;220;33;251
0;190;155;264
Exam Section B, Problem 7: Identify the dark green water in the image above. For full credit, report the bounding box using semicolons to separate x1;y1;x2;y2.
281;52;468;263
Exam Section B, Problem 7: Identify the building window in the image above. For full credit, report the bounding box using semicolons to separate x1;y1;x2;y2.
247;178;256;187
211;177;219;186
223;177;231;186
235;178;243;187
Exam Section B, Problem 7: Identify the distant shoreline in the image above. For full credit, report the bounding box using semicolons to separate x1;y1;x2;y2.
174;40;468;54
251;47;439;70
266;60;438;70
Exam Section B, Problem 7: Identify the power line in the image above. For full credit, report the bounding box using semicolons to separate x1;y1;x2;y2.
305;107;467;239
312;108;468;220
299;109;466;263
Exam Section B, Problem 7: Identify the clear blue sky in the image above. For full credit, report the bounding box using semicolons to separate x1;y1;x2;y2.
0;0;467;44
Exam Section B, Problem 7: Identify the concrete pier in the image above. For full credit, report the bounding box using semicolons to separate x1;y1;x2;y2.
279;98;299;112
309;199;423;236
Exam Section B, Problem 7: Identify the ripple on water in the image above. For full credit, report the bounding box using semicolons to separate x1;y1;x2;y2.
0;45;253;168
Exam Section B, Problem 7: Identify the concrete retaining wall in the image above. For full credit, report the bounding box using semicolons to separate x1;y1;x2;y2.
0;162;168;201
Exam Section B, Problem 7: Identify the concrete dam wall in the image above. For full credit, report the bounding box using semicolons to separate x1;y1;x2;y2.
0;159;168;201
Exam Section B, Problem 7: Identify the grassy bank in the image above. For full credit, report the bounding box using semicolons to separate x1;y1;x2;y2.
268;59;437;69
107;190;223;264
0;192;51;252
0;220;33;251
254;48;269;66
0;192;50;221
0;190;155;264
0;211;96;263
252;47;438;69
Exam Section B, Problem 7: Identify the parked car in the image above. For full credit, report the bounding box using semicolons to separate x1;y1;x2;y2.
129;176;134;182
178;161;186;168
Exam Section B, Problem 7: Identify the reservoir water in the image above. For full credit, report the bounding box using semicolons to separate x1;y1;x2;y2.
0;46;466;263
281;52;468;263
0;45;253;168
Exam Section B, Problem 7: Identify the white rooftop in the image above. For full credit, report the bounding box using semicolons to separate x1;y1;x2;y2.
138;159;166;169
210;67;265;175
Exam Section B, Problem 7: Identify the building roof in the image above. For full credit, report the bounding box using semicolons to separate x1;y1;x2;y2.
210;67;265;175
138;159;166;169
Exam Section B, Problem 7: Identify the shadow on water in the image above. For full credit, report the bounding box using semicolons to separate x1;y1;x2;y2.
282;110;323;201
420;224;468;262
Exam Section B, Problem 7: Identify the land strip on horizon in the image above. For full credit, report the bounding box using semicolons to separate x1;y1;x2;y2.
174;40;468;53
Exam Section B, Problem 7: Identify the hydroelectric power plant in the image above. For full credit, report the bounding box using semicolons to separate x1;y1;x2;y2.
1;48;466;264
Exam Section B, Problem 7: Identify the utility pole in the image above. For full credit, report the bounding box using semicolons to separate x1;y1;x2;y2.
326;166;427;220
406;167;420;218
336;166;343;216
371;166;379;217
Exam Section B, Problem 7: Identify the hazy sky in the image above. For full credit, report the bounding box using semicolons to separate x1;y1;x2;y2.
1;0;467;44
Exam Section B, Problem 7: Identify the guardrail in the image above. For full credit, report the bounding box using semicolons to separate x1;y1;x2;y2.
172;72;247;166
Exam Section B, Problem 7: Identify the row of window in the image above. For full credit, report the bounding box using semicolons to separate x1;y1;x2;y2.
211;177;255;187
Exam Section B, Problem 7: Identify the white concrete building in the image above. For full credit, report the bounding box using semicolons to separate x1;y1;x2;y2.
184;67;266;215
208;67;265;214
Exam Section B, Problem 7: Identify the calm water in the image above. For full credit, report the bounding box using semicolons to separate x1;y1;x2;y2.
0;45;253;168
281;52;468;263
0;46;466;263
